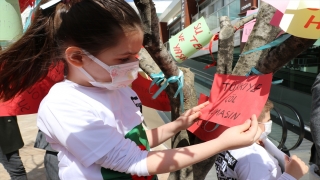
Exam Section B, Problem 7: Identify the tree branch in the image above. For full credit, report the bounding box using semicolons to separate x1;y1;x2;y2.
138;48;161;76
233;13;257;30
134;1;205;179
134;0;179;78
232;1;281;76
217;16;234;74
255;36;317;74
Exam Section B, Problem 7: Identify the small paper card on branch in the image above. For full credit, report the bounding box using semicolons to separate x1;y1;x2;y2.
169;17;213;63
242;9;259;43
270;10;284;27
199;73;272;127
131;72;171;111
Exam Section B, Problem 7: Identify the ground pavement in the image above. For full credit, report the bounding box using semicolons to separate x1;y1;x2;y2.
0;107;314;180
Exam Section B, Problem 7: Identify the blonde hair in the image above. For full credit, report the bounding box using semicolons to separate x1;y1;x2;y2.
258;100;274;122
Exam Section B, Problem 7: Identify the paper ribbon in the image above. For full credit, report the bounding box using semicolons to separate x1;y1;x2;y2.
240;34;292;56
246;67;283;85
197;119;220;132
245;67;263;77
202;34;218;69
202;24;244;70
149;72;165;94
271;79;284;84
149;70;184;112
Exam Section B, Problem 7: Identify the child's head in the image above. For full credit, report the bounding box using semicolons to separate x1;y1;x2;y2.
258;100;274;123
258;100;274;140
0;0;143;100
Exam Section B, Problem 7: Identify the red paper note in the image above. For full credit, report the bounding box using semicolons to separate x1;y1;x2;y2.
200;73;272;127
188;73;272;141
188;93;229;141
131;73;171;111
270;10;284;27
0;63;65;116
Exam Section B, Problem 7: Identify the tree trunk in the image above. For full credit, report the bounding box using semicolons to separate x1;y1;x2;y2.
134;0;181;117
134;1;206;179
138;47;162;75
216;16;234;74
134;0;318;179
232;1;281;76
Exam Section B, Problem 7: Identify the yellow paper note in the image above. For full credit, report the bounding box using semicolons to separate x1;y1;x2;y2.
280;0;320;39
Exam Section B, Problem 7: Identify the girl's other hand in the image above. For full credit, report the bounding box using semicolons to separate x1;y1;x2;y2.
175;101;210;131
217;114;261;151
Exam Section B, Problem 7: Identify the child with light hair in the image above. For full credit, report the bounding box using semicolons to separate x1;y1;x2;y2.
215;100;309;180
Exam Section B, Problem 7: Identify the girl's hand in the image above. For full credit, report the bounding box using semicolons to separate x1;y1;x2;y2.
217;114;261;151
284;155;309;179
175;101;210;131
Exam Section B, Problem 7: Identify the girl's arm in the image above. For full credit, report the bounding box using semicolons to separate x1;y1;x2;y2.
146;116;260;175
146;102;209;148
145;120;184;148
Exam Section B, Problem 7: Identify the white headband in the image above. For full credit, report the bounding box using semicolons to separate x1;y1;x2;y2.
40;0;62;9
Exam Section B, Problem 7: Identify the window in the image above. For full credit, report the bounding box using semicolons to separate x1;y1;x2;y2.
208;4;215;15
200;11;207;18
229;0;240;20
214;0;223;11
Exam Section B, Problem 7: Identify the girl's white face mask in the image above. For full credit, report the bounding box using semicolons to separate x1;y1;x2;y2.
79;50;139;90
259;120;272;140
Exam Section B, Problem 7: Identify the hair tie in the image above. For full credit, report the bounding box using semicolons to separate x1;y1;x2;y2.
62;0;70;4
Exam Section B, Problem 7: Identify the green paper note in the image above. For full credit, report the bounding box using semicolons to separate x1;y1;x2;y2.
169;17;213;63
0;0;23;41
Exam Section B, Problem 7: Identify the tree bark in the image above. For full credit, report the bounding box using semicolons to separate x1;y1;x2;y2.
138;47;161;75
134;0;181;118
255;37;317;74
134;1;205;179
233;14;257;30
217;16;234;74
232;1;281;76
134;0;179;77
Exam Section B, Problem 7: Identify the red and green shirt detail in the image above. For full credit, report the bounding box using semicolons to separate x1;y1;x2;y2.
101;123;157;180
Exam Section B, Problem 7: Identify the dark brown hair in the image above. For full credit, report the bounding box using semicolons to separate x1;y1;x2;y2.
0;0;142;101
258;100;274;122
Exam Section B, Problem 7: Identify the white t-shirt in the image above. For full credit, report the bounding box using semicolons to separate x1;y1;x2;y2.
215;143;296;180
37;80;154;180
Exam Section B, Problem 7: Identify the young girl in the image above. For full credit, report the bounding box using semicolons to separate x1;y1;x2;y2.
0;0;261;179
